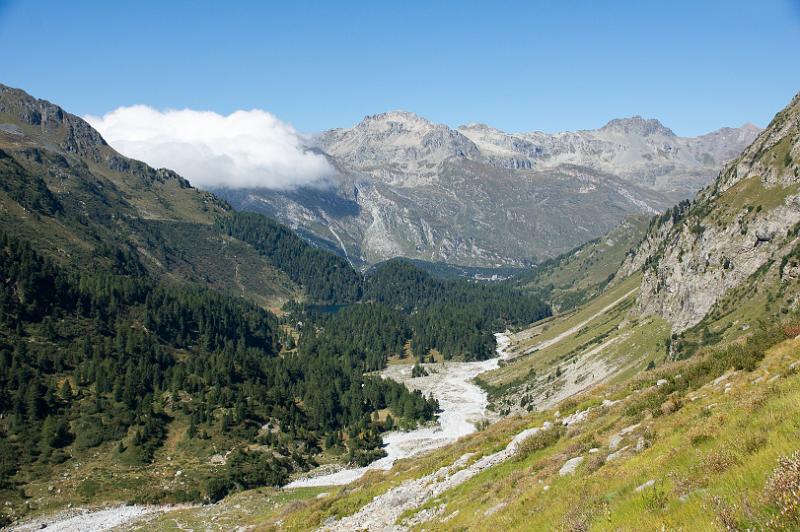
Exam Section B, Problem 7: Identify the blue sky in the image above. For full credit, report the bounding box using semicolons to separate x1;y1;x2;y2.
1;0;799;135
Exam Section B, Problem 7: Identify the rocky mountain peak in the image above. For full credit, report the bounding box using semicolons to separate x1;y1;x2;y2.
631;90;800;332
316;110;480;176
458;122;496;132
740;122;762;132
600;116;676;137
0;83;108;162
358;110;433;130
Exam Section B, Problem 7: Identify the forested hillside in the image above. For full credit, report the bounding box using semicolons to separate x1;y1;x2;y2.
0;231;438;508
0;84;549;523
219;212;363;304
364;259;550;360
224;216;551;361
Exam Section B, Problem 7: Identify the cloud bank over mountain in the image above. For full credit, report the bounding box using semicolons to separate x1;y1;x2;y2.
85;106;333;189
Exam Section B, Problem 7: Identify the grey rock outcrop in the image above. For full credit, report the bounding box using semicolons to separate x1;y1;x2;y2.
219;111;758;267
627;92;800;331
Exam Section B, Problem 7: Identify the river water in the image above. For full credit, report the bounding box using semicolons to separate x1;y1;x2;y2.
286;332;511;488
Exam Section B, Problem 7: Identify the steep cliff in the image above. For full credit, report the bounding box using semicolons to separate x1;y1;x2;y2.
631;92;800;331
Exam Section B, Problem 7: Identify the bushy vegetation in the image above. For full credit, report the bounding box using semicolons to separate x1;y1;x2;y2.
765;450;800;528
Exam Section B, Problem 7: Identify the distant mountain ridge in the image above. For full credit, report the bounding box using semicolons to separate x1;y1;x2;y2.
220;111;759;267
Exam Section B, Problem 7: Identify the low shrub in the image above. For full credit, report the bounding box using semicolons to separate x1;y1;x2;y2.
710;495;740;531
765;450;800;528
642;481;668;512
701;447;741;475
741;434;768;455
514;425;566;461
584;452;606;474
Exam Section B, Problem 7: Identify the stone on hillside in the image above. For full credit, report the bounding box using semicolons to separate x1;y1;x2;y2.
559;456;584;476
635;479;656;492
607;445;630;462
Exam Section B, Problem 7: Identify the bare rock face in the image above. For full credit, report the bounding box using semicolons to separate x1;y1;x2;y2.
629;92;800;331
220;111;758;268
617;201;690;278
0;83;107;163
714;94;800;194
318;111;481;187
457;116;760;198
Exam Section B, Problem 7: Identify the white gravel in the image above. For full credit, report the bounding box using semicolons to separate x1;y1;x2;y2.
11;505;167;532
321;424;546;531
286;333;513;488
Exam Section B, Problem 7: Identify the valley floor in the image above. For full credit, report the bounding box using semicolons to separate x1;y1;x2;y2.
286;333;512;487
13;285;800;531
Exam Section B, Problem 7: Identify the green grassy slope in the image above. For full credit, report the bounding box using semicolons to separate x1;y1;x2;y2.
513;214;650;312
138;321;800;530
0;85;299;308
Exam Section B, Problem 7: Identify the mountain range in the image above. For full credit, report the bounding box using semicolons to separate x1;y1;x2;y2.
219;112;759;267
2;79;800;531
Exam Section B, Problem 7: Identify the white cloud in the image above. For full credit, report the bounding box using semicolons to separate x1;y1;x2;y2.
85;105;334;190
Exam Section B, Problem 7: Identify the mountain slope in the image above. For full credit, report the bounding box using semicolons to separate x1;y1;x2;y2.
0;84;299;309
220;112;758;268
627;92;800;332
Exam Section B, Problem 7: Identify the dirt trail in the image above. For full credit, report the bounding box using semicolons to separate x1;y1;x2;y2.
524;288;637;354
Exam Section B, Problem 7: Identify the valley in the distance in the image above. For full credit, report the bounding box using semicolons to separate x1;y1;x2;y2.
1;80;800;532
